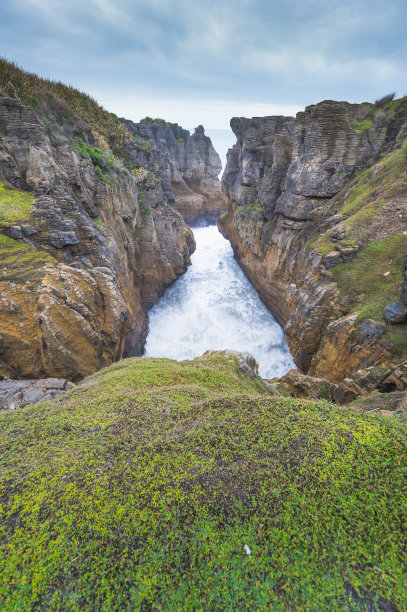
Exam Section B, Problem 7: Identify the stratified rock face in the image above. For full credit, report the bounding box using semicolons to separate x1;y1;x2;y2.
220;99;407;382
0;96;195;380
122;120;226;223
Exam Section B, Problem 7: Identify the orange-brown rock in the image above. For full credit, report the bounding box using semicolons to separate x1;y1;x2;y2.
0;94;195;380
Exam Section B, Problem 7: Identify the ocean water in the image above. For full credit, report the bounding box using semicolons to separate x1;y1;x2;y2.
144;224;294;378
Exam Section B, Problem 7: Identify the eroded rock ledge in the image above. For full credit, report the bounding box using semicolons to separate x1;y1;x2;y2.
220;98;407;384
121;120;226;224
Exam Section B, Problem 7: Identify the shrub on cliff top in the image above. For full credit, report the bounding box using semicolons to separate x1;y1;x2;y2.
0;58;129;151
0;353;405;610
375;93;395;107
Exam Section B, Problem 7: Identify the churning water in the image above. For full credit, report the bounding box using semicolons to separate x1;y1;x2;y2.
144;224;295;378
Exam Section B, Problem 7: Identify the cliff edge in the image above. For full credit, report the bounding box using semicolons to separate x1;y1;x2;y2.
220;97;407;387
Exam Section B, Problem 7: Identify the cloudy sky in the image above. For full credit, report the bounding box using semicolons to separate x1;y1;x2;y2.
1;0;406;131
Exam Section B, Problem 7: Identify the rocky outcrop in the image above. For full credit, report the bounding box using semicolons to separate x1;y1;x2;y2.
0;377;74;412
220;99;407;383
122;120;226;224
0;94;195;380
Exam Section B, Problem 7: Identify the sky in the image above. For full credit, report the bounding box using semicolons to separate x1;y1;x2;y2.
1;0;406;138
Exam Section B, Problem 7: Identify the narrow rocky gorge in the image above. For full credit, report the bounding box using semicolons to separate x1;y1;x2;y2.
220;97;407;396
0;61;224;381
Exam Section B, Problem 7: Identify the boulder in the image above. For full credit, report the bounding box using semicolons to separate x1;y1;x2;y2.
280;369;336;400
334;379;365;405
324;251;343;269
383;301;407;324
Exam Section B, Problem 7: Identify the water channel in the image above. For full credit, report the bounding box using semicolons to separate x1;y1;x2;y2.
144;223;294;379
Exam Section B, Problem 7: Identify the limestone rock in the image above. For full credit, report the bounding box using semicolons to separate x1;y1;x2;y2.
280;369;337;400
334;379;365;405
121;120;226;224
383;302;407;324
220;97;407;382
377;361;407;392
0;95;196;380
0;377;71;411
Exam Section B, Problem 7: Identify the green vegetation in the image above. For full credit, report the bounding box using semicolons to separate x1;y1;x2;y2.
0;58;128;151
235;201;262;221
310;126;407;358
350;118;372;133
332;234;405;321
74;140;115;185
0;181;34;227
0;353;405;610
177;137;185;145
137;188;152;219
140;116;171;127
91;217;104;231
0;234;56;285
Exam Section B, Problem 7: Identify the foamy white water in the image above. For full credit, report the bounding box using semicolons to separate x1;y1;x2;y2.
144;224;295;378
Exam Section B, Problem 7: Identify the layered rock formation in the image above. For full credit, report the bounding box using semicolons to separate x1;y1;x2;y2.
122;119;226;223
220;98;407;384
0;86;197;379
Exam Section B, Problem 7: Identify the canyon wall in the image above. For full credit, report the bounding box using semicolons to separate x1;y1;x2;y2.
220;98;407;383
122;119;226;224
0;60;229;379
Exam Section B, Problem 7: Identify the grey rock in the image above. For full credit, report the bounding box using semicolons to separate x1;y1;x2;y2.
32;378;67;390
400;280;407;305
356;319;387;346
48;231;80;248
324;251;343;269
383;301;407;324
23;390;46;404
6;225;23;239
21;224;38;236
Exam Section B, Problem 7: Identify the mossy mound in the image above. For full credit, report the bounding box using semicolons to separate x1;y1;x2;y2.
0;353;406;610
0;234;56;286
0;181;34;227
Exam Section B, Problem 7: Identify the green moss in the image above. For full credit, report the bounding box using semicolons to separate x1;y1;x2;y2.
332;233;406;322
0;234;56;285
140;117;171;127
0;181;34;227
383;327;407;362
350;118;373;133
0;353;406;610
91;217;104;231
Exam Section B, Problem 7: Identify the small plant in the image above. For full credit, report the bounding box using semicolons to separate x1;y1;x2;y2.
94;165;111;185
177;137;185;145
140;117;171;127
374;93;395;107
138;189;152;219
350;118;373;133
91;217;104;231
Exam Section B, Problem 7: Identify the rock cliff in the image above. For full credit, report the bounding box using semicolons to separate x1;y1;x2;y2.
0;60;203;380
220;97;407;384
121;119;226;224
